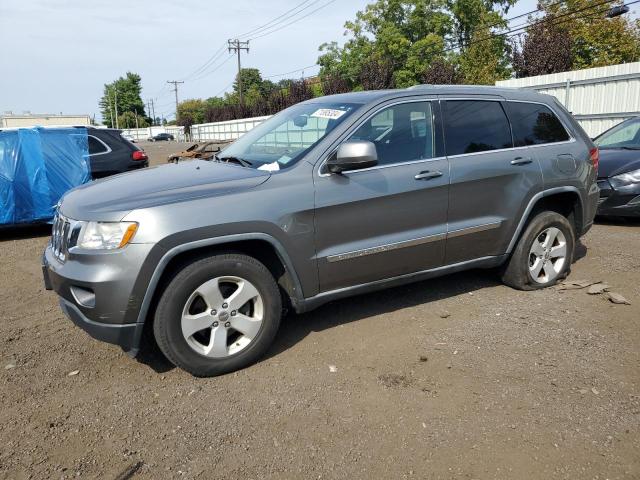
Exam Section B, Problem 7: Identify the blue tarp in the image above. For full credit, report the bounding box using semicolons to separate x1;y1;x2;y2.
0;127;91;225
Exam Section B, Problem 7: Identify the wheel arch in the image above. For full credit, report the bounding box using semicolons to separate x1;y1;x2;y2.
135;234;305;328
507;186;583;254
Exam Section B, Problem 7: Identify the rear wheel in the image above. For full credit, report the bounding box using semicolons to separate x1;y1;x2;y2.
153;254;282;377
501;211;575;290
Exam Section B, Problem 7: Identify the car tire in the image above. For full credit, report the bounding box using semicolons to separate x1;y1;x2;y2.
153;253;282;377
501;211;575;291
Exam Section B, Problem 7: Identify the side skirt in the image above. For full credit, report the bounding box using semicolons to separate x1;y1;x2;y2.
294;254;508;313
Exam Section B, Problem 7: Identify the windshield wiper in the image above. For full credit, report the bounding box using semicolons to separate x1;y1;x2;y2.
618;146;640;150
214;154;253;168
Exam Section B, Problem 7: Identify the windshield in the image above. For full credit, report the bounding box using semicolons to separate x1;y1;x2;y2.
595;117;640;149
219;102;360;170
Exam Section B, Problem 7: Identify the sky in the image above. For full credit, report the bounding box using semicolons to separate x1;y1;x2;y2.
1;0;557;122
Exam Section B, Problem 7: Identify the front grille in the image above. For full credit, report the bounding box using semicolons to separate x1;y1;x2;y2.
51;213;71;262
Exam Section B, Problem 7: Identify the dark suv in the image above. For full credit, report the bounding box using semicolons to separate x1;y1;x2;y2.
148;133;174;142
43;86;599;377
82;127;148;178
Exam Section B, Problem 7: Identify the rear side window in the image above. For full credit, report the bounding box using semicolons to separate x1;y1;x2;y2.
88;135;108;155
443;100;512;155
504;102;570;146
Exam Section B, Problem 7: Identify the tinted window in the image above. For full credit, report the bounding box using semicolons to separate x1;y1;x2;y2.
444;101;512;155
350;101;434;165
505;102;569;146
88;136;108;155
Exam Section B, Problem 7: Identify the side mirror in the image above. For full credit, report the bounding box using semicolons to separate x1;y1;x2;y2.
327;140;378;173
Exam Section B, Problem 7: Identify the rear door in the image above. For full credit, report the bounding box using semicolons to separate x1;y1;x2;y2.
442;98;543;264
313;99;450;292
502;101;577;191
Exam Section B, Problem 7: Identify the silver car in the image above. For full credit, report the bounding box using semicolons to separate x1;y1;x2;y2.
43;86;599;376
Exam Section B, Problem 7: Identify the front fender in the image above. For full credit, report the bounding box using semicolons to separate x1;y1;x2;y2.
124;232;308;327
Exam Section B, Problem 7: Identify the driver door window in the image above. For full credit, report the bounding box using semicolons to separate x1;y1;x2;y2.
350;101;435;165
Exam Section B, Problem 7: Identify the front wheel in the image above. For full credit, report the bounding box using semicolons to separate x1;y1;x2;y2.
501;211;575;290
153;254;282;377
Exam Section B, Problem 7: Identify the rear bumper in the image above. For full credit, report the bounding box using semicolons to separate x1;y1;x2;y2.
597;178;640;217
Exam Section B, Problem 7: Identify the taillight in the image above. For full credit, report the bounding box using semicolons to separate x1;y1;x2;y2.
589;147;599;172
132;150;148;161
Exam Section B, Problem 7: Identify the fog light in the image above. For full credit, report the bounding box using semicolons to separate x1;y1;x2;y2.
70;286;95;308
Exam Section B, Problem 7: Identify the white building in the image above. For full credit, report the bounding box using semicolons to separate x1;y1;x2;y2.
0;113;91;128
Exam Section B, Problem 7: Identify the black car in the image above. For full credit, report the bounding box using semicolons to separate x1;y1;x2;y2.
148;132;174;142
80;127;148;179
594;117;640;217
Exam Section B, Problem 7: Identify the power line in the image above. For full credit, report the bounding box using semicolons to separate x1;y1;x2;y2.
263;64;319;79
191;54;234;82
247;0;339;41
183;44;228;81
176;1;318;82
236;0;316;39
444;0;624;54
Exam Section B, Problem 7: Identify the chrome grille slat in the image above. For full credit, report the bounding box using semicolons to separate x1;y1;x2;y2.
51;213;71;262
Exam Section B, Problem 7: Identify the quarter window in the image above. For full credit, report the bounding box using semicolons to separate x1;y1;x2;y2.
350;101;435;165
504;102;569;146
87;136;108;155
443;100;513;155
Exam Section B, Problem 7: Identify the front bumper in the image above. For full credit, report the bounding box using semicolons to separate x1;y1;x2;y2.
42;242;153;356
59;298;144;355
597;178;640;217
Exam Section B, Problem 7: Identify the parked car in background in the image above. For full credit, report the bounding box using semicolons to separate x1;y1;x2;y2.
593;116;640;217
167;141;226;163
122;133;136;143
82;127;148;178
148;132;174;142
43;86;598;377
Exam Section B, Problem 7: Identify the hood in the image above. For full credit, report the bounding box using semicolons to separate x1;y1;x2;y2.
598;148;640;178
61;160;270;221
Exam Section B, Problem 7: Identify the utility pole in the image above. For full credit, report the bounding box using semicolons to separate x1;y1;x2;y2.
114;87;119;129
147;99;156;126
227;39;250;105
108;92;114;128
167;80;184;121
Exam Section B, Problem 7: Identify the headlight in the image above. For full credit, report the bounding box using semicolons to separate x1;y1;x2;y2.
76;221;138;250
611;168;640;187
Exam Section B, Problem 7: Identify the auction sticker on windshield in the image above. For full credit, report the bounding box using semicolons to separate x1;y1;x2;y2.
311;108;347;120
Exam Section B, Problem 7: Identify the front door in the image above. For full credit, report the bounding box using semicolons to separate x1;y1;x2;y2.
313;100;450;292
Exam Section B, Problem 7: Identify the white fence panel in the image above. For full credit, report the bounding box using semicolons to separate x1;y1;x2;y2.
190;116;272;142
121;125;185;141
496;62;640;137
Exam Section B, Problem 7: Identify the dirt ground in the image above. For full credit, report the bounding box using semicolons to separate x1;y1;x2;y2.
1;142;639;479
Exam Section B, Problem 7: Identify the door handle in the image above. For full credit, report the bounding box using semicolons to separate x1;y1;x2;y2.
414;170;443;180
511;157;533;166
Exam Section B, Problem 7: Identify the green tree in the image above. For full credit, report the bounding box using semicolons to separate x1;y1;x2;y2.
541;0;640;69
232;68;280;102
317;0;513;89
177;99;207;125
99;72;148;128
458;17;511;84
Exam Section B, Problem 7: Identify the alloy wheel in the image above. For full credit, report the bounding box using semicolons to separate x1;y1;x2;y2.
180;276;264;358
528;227;567;284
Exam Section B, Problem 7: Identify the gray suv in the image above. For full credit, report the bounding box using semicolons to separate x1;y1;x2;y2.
43;86;599;377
